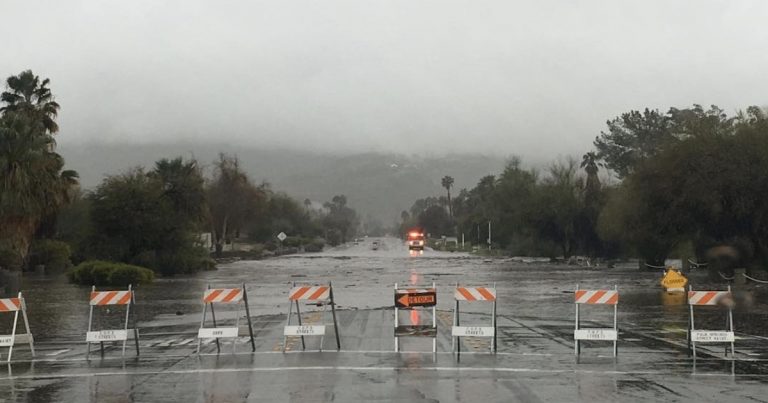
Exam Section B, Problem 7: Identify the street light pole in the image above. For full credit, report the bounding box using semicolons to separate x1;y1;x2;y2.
487;221;491;251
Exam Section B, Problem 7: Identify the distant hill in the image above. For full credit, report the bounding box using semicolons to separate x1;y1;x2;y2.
58;142;511;223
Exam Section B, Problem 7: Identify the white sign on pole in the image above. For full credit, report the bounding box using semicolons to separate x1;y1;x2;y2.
197;327;239;339
277;232;287;242
452;326;495;337
691;330;735;343
87;329;129;342
574;328;618;341
283;325;326;336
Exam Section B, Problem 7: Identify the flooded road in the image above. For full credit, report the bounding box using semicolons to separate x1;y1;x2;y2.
2;236;768;402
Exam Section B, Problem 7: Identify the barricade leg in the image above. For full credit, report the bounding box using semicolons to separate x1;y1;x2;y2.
685;308;693;357
574;288;580;356
243;285;256;352
132;292;140;356
613;285;618;357
282;297;293;353
728;285;735;358
492;294;497;354
394;283;399;352
87;286;95;357
295;300;305;351
689;300;697;359
728;308;735;358
20;295;34;357
318;303;327;352
210;303;221;353
432;296;437;356
452;288;457;354
330;282;341;351
6;310;18;362
454;291;460;359
197;303;208;354
122;285;131;357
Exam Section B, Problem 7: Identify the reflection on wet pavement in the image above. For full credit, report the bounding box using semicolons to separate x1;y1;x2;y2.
1;236;767;401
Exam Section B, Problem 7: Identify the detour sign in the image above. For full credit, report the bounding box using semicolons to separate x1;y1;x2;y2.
395;289;437;308
661;268;688;290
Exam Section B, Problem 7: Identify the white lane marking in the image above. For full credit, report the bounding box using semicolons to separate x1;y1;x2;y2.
7;349;767;365
46;349;70;356
175;338;195;346
0;366;764;381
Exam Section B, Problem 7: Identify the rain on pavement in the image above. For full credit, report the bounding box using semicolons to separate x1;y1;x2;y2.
2;237;768;402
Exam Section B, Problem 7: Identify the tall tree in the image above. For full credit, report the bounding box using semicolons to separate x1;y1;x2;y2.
593;108;674;179
1;70;60;134
580;152;601;199
441;176;454;219
529;158;583;258
0;71;77;269
207;154;264;255
152;158;207;222
322;195;358;244
580;151;603;257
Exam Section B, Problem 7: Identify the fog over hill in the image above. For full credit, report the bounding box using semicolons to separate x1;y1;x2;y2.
59;142;516;224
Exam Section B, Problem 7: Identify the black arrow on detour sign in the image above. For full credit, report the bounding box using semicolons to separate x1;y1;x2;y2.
394;291;436;308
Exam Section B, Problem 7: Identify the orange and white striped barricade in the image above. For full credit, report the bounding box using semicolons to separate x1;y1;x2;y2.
0;292;35;362
687;286;735;358
574;285;619;357
283;282;340;352
86;285;139;357
394;283;437;354
452;283;496;358
197;284;255;354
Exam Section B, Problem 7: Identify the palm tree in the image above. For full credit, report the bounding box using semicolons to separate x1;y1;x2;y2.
441;176;454;219
152;157;207;221
580;152;602;198
0;112;78;268
1;70;60;134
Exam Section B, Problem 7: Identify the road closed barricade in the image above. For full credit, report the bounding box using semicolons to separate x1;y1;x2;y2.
86;285;140;357
452;283;497;358
197;284;255;354
283;282;340;352
574;285;619;357
0;292;35;362
394;283;437;353
687;286;735;358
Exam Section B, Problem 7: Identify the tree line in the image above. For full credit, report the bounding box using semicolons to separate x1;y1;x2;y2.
402;105;768;274
0;70;359;277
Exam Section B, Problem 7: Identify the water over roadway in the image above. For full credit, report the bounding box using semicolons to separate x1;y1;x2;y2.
1;237;768;402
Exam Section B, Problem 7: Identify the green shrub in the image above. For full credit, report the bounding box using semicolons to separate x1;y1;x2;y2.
304;239;325;253
156;246;212;275
28;240;72;271
282;236;302;247
67;260;154;286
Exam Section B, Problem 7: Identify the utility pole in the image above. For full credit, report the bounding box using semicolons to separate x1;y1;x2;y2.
487;221;492;251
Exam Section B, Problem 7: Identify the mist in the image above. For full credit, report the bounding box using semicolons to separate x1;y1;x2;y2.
2;1;767;158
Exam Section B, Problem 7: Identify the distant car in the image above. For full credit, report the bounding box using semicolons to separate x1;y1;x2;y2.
371;241;380;250
406;229;425;251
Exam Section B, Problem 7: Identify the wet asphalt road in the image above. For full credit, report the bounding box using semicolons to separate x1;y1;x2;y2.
2;237;768;402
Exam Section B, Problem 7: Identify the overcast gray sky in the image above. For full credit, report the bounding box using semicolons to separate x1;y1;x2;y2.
2;1;767;158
